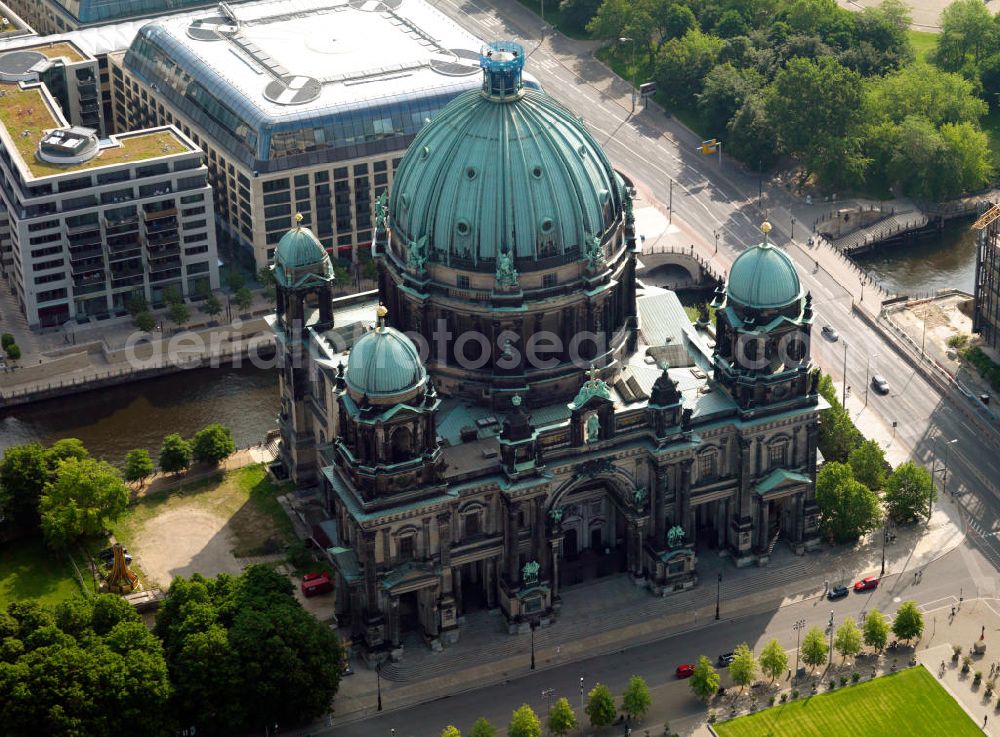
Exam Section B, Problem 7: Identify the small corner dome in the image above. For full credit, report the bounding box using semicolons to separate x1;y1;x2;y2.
274;216;329;271
727;237;801;310
345;322;426;401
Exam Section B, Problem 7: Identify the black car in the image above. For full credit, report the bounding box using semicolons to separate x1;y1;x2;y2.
827;584;849;600
717;652;735;667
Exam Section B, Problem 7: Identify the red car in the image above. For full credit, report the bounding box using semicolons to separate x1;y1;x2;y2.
675;664;695;679
301;572;333;597
854;576;879;592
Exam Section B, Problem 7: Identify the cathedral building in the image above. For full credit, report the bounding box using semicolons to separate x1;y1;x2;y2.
269;42;822;660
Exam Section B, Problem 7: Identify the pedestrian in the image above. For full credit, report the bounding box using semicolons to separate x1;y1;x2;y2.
984;714;988;728
824;579;829;593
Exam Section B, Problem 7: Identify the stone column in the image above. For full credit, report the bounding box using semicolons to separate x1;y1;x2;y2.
737;437;753;519
549;539;561;598
505;502;520;584
633;523;644;576
653;466;666;546
533;496;546;568
486;558;498;609
363;530;378;613
679;459;693;541
625;517;637;572
716;499;726;548
422;517;432;560
758;500;770;553
453;566;463;614
438;513;452;594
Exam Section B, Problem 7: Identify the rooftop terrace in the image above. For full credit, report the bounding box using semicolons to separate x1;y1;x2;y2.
0;81;191;178
14;41;87;62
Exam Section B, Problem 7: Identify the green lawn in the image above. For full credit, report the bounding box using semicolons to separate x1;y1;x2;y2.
0;538;84;608
715;667;981;737
908;30;938;64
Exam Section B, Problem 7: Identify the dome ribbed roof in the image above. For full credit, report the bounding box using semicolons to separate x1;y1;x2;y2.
346;324;426;400
727;242;801;309
389;42;622;270
274;221;329;270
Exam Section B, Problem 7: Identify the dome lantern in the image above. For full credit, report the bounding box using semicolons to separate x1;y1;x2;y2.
480;41;525;101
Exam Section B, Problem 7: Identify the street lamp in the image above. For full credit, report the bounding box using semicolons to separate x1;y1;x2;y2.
714;229;719;255
669;178;673;224
940;437;959;503
841;340;848;407
793;619;806;679
828;611;835;667
618;37;637;112
860;275;865;303
579;676;585;715
880;517;888;576
376;661;383;711
715;572;722;620
864;353;878;407
530;619;539;670
790;215;795;240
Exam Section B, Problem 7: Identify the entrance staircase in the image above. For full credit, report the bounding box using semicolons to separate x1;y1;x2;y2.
767;526;782;557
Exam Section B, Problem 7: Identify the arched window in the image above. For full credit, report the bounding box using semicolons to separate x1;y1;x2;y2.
389;426;412;463
768;439;788;468
698;450;718;480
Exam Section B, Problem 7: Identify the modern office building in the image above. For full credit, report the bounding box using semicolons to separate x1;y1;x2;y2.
974;207;1000;352
0;2;36;41
0;78;218;327
2;0;228;35
270;43;823;657
109;0;530;271
0;39;103;133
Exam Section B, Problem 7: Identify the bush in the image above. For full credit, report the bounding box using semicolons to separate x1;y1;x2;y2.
780;693;787;703
286;540;315;570
975;671;983;684
1;332;14;348
852;672;860;683
5;343;21;360
962;655;973;673
840;675;848;686
961;346;1000;390
134;311;156;333
829;679;836;690
947;334;970;349
791;689;799;699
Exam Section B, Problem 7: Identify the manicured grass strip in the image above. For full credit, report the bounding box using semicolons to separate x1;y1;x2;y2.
908;30;938;64
714;666;982;737
0;537;83;608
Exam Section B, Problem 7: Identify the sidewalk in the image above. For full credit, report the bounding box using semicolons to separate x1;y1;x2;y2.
330;493;965;726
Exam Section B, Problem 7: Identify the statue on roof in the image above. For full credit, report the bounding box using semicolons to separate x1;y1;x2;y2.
407;234;428;274
586;412;600;443
584;235;606;270
570;364;612;409
496;248;518;288
374;191;388;232
667;525;685;549
623;186;634;224
522;560;540;585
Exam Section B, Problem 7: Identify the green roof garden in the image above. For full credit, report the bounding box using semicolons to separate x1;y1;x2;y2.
0;81;191;178
16;41;87;63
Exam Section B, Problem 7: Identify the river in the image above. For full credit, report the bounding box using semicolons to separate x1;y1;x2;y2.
853;216;978;296
0;364;278;463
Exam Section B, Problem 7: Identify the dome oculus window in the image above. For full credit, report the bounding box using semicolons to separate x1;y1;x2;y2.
466;166;477;180
531;165;543;179
540;217;554;233
455;219;471;236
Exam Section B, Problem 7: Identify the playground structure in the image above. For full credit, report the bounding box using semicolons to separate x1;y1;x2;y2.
106;542;139;594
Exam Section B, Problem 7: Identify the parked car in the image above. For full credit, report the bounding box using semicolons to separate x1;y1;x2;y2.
675;663;695;678
301;571;333;597
821;325;839;342
717;652;736;667
854;576;879;592
827;584;849;600
871;375;890;395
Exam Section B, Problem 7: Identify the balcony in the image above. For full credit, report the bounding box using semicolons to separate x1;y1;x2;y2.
149;267;182;283
107;247;142;263
69;245;103;262
145;229;179;246
65;221;100;236
68;232;102;248
73;269;105;286
143;206;177;221
146;244;181;260
111;273;144;288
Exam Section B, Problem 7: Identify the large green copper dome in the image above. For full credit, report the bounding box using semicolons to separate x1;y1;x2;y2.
727;227;801;309
389;42;623;270
346;316;426;401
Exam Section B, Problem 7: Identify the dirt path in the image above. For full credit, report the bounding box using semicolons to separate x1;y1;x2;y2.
132;508;243;588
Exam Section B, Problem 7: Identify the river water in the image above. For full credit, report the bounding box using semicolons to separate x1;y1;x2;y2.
0;218;981;460
853;216;978;296
0;364;278;463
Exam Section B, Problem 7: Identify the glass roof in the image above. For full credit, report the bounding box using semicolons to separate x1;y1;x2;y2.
50;0;222;25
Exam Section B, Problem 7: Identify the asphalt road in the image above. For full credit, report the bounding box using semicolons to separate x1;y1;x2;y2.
304;3;1000;734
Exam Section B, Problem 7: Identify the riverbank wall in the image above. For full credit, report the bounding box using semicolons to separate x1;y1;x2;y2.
0;290;378;409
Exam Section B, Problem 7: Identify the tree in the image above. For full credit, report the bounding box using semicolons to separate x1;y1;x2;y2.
123;448;154;487
547;697;577;736
892;601;924;643
727;97;780;171
698;63;762;134
134;310;156;332
621;674;651;718
585;683;616;727
5;343;20;360
933;0;997;71
863;609;890;652
655;29;724;106
227;271;246;292
884;461;936;522
834;616;863;661
168;301;190;326
234;286;254;312
0;594;170;737
1;332;13;348
162;285;183;305
758;638;788;683
729;643;757;693
159;433;192;475
508;704;542;737
468;718;497;737
39;457;129;548
257;265;277;303
849;439;888;491
191;423;236;465
559;0;602;33
863;63;987;128
157;566;343;733
801;626;829;671
202;293;223;317
126;292;148;316
441;727;462;737
939;121;994;194
766;56;864;176
815;462;881;542
690;655;720;701
0;442;49;533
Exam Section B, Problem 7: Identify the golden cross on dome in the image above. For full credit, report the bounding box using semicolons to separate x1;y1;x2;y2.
294;212;303;228
588;364;598;382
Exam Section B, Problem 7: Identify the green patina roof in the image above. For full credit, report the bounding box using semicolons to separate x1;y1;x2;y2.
755;468;812;495
727;239;801;310
569;367;612;409
389;41;622;270
345;323;426;398
275;220;330;271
